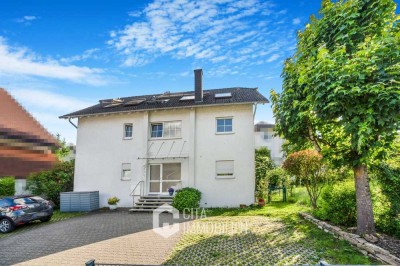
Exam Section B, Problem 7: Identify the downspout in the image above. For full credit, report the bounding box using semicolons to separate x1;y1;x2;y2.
253;103;258;121
68;118;78;129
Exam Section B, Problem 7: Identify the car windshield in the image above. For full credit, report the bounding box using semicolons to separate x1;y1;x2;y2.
13;198;36;205
0;199;14;208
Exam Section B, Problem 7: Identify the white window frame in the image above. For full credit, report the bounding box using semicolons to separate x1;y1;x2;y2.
216;117;233;134
148;163;182;194
121;163;132;181
123;123;133;139
215;160;235;179
150;121;182;139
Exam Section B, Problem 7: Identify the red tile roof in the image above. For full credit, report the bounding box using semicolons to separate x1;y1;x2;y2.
0;88;58;146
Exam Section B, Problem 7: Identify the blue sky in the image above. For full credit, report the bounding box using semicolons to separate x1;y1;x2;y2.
0;0;397;144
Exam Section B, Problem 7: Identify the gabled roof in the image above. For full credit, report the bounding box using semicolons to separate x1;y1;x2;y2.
60;87;268;119
0;88;58;147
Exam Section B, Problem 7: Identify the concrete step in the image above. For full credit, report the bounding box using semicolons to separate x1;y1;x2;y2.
129;195;174;213
130;205;159;209
135;202;171;206
138;198;173;202
141;196;173;199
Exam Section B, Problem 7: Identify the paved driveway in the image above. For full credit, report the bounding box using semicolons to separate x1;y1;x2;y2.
0;209;188;266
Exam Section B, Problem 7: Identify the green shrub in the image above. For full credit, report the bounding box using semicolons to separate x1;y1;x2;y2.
314;180;357;227
283;150;328;209
107;197;120;205
370;163;400;237
27;160;74;207
255;178;268;200
255;148;275;189
172;187;201;211
0;177;15;196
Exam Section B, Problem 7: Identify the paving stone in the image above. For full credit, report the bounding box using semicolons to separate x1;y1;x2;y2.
0;209;187;266
164;216;324;266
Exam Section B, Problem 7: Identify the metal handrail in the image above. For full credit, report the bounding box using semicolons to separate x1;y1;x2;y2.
130;181;144;206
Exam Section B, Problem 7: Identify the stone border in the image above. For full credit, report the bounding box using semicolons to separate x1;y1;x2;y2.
299;212;400;265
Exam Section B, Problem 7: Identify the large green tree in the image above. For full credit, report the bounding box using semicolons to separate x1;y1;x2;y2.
271;0;400;235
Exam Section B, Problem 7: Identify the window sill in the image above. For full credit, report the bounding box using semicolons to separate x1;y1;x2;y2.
149;137;182;141
123;137;133;140
120;178;131;181
215;175;235;179
215;132;235;135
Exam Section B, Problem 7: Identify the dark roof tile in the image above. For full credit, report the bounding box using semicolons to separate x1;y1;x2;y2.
60;87;268;118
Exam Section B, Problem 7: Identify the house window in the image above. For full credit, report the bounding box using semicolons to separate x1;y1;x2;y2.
151;123;163;138
216;160;234;178
151;121;182;139
216;118;233;133
124;124;133;139
121;163;132;180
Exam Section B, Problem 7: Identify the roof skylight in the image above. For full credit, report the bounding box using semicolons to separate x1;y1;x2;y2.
215;92;232;98
103;103;122;108
124;99;146;106
180;95;195;101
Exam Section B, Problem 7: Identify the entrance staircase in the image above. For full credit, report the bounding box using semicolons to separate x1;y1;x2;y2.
129;195;173;212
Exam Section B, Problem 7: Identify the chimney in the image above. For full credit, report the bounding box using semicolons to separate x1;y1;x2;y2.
194;69;203;102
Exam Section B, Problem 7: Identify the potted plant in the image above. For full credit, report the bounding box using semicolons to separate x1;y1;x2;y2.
256;179;268;207
107;196;120;210
168;187;175;196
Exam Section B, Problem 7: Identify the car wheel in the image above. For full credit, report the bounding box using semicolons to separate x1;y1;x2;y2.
0;218;15;233
40;216;52;222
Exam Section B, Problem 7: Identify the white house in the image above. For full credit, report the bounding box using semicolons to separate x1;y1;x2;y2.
254;122;285;165
60;70;268;208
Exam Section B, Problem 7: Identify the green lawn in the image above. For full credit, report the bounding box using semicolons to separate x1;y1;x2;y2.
165;188;376;265
0;210;86;239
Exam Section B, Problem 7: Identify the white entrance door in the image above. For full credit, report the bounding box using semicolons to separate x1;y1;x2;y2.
149;163;181;194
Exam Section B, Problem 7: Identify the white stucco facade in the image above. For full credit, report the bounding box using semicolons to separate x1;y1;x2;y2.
73;104;256;208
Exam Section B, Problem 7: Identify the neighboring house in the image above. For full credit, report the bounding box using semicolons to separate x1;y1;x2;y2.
0;88;58;194
60;69;268;208
254;122;285;165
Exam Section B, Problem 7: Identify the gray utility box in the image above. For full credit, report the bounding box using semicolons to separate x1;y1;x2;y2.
60;191;99;212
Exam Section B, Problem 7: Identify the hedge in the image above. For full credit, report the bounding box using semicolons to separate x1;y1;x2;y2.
0;177;16;196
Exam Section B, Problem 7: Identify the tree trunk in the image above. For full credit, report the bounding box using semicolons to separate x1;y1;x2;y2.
354;164;376;235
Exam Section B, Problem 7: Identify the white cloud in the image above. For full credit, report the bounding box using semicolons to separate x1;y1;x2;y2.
60;48;100;64
9;89;93;113
8;89;94;144
0;37;106;85
266;54;280;62
292;18;301;25
128;11;142;17
109;0;295;69
23;16;37;21
16;16;38;24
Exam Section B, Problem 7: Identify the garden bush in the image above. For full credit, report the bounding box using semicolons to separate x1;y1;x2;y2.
314;180;357;227
0;176;15;196
370;163;400;237
283;150;328;209
255;147;275;188
172;187;201;211
27;160;74;207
